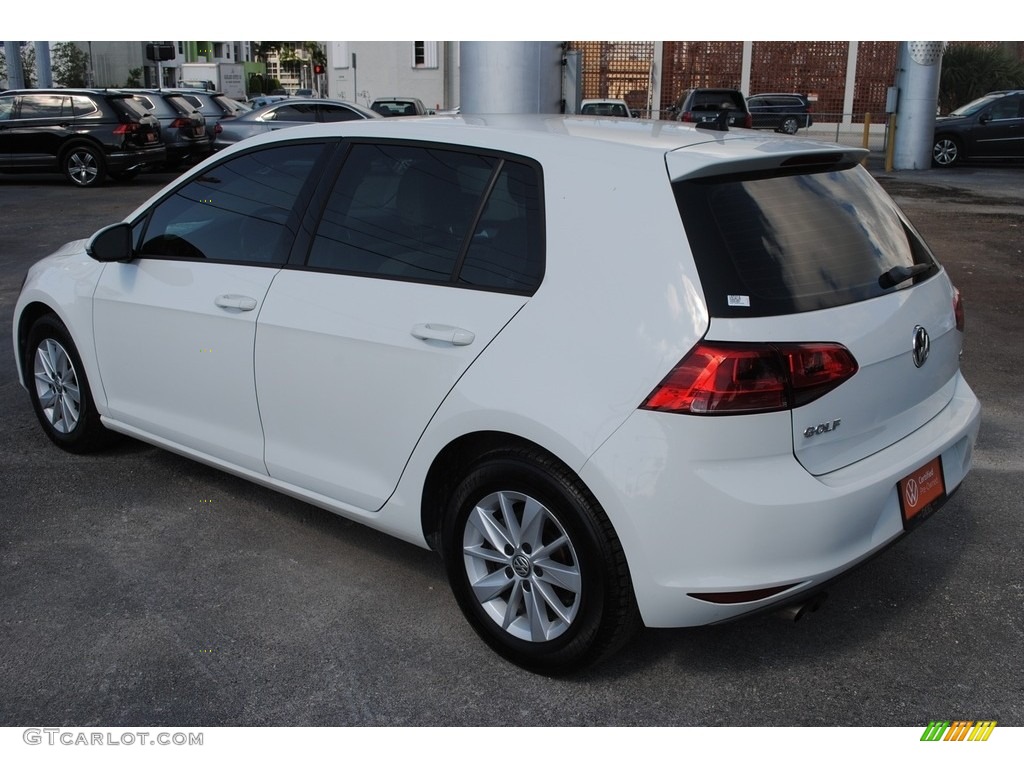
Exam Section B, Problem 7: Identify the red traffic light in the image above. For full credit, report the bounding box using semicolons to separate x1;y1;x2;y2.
313;64;324;75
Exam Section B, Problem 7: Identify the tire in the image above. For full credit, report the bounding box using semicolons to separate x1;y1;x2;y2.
62;144;107;187
25;315;115;453
780;116;800;135
932;136;961;167
442;447;640;673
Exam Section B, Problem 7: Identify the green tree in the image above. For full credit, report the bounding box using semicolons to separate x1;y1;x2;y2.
51;41;90;87
125;67;142;87
939;43;1024;114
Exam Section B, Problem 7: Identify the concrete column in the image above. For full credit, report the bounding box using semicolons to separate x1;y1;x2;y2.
842;42;859;126
460;42;563;114
34;41;53;87
651;41;664;118
893;42;945;170
740;42;752;97
4;41;25;88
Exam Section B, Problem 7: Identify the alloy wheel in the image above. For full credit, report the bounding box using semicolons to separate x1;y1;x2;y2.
461;490;582;642
33;338;81;434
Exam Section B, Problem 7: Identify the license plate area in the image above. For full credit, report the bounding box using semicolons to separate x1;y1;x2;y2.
898;456;946;528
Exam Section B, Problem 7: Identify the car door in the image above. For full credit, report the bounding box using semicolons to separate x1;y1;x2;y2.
255;141;545;511
92;141;330;473
3;93;73;170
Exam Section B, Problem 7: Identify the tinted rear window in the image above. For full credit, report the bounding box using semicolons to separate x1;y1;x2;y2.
674;165;938;317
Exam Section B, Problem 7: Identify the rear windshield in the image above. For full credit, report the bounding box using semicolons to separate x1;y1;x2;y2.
674;165;939;317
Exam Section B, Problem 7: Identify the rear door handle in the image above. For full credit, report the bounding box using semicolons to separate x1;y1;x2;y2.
411;323;475;346
215;294;258;311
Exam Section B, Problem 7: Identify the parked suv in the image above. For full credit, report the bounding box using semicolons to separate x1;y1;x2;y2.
122;89;211;167
747;93;814;134
932;89;1024;167
0;88;164;187
671;88;752;128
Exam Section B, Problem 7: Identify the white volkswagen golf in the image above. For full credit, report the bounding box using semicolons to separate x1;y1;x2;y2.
13;115;981;672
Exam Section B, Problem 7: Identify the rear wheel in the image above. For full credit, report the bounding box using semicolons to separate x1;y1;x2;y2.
62;144;106;187
780;116;800;135
933;136;961;167
26;315;115;453
442;447;639;673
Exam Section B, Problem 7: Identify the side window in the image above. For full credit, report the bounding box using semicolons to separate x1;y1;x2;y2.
0;95;14;121
319;104;363;123
137;143;325;264
308;143;493;280
990;96;1021;120
458;159;544;292
71;96;99;117
308;143;544;292
264;104;317;122
19;94;68;119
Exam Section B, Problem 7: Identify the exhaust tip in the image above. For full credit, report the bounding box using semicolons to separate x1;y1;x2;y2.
777;591;828;622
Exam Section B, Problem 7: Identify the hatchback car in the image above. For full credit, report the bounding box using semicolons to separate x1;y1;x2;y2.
932;89;1024;167
671;88;753;128
747;93;814;134
13;115;980;672
122;89;211;167
0;88;164;187
213;98;377;149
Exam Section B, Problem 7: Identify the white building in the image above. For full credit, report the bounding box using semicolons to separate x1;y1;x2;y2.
325;41;459;111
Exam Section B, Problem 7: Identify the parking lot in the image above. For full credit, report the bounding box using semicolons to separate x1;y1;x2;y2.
1;164;1022;727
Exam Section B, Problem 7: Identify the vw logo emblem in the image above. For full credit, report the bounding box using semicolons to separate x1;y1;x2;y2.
905;478;920;508
511;554;531;578
912;325;930;368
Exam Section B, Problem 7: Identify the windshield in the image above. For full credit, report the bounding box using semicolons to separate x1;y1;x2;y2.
948;94;1001;117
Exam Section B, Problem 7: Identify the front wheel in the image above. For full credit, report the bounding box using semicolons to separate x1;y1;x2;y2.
933;136;962;167
26;315;116;453
442;448;639;673
780;116;800;135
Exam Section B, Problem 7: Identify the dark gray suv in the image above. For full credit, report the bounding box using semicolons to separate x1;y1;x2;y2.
747;93;814;134
670;88;752;129
0;88;165;187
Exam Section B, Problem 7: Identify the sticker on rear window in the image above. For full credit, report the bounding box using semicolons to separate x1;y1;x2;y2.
727;295;750;307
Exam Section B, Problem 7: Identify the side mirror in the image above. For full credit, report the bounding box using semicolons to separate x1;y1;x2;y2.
978;111;992;125
86;222;134;263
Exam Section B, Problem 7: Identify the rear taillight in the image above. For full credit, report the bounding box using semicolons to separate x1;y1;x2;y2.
170;117;190;129
113;123;139;136
742;113;752;129
953;286;965;332
215;123;222;135
641;342;858;416
681;111;693;123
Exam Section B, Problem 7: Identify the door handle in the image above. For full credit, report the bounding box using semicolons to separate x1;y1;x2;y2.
411;323;475;346
215;294;258;311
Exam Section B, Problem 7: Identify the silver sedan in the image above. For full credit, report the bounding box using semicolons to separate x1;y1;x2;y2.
213;98;378;150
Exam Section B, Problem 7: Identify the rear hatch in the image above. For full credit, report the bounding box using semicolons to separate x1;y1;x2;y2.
667;147;962;475
164;94;208;141
112;95;163;148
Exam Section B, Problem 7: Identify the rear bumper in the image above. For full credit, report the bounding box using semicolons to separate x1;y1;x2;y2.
106;146;166;173
580;372;981;628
